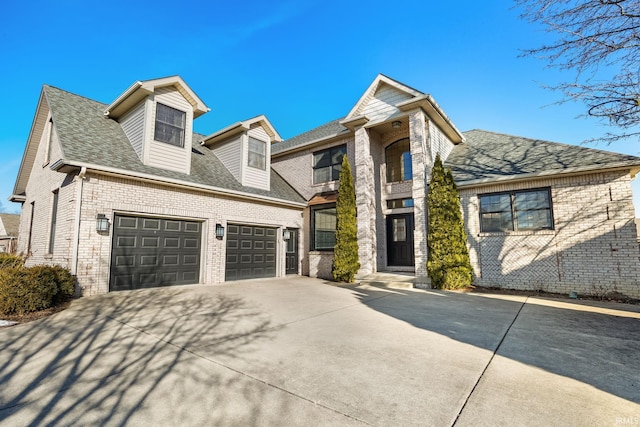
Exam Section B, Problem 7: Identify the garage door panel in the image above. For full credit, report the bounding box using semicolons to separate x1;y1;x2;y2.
110;215;201;292
225;223;277;281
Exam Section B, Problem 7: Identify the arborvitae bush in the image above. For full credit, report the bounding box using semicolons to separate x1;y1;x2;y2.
0;265;75;315
427;155;473;289
332;155;360;282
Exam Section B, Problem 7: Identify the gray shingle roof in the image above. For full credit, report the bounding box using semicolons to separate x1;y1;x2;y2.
271;118;350;155
446;129;640;184
44;85;305;204
0;214;19;237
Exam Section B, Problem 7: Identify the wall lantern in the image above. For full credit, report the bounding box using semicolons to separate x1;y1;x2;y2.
283;228;291;241
96;214;110;233
215;223;225;239
392;120;402;129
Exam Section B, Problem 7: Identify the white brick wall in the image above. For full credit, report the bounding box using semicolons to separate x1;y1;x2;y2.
460;171;640;298
73;173;304;295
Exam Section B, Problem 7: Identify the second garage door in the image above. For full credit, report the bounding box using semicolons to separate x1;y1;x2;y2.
225;224;277;280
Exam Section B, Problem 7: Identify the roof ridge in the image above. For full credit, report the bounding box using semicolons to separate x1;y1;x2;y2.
43;84;108;107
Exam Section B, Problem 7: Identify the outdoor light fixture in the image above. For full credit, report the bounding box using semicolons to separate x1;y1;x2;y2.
283;229;291;240
392;120;402;129
96;214;110;233
215;223;225;239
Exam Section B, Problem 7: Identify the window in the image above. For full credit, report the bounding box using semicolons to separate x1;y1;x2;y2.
386;138;412;182
248;137;266;170
311;205;337;250
479;188;553;232
28;201;35;254
313;145;346;184
154;103;186;147
387;198;414;209
48;190;59;254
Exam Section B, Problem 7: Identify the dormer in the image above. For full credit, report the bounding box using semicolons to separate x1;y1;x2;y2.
200;115;282;191
104;76;209;175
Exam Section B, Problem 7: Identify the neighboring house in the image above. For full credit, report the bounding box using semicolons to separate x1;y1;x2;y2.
0;213;19;253
10;74;640;298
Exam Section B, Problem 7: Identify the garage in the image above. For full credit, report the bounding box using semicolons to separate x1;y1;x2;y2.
110;214;202;291
225;224;277;280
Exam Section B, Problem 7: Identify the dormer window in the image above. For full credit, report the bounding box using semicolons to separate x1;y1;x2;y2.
154;103;186;147
248;137;266;170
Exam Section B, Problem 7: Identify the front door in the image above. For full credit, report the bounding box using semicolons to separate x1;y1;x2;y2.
285;229;299;274
386;213;414;267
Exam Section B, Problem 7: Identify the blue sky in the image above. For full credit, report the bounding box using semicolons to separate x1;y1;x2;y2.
1;0;638;215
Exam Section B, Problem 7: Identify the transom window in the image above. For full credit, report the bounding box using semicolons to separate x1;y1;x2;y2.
387;198;414;209
479;188;553;232
386;138;412;182
311;205;337;250
248;137;267;170
313;145;346;184
154;103;186;147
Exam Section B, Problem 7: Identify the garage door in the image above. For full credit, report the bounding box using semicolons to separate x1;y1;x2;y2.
225;224;277;280
110;214;201;291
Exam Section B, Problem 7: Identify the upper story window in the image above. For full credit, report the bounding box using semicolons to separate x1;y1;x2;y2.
248;137;267;170
387;198;414;209
154;103;186;147
313;145;346;184
386;138;412;182
479;188;553;232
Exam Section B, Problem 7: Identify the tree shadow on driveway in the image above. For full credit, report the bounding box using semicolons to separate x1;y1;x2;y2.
0;286;288;426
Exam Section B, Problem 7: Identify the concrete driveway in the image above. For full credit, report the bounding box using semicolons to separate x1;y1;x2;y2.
0;277;638;426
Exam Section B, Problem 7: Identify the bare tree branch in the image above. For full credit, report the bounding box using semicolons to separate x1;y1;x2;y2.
516;0;640;144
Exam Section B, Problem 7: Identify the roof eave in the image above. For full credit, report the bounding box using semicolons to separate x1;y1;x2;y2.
8;194;26;203
454;163;640;189
271;130;353;158
52;159;307;208
397;95;465;144
200;122;247;146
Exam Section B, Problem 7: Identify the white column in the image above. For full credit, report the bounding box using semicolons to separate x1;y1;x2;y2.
408;110;430;278
354;126;376;275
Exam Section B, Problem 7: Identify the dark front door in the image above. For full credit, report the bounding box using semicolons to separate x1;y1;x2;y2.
225;224;277;280
386;213;414;267
285;229;299;274
110;215;202;291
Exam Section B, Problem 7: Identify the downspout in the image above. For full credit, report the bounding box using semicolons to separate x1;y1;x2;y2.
71;167;87;276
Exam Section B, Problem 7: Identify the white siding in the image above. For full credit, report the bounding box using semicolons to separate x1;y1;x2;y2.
361;84;413;122
242;126;271;190
212;136;242;182
119;101;146;160
429;121;455;163
145;86;194;174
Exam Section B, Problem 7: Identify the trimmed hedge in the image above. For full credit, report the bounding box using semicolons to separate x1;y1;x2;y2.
0;253;23;269
0;265;75;315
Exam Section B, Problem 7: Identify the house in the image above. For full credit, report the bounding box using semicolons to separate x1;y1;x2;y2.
0;213;19;253
10;74;640;298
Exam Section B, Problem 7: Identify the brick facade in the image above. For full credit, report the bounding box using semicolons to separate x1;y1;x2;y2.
460;171;640;298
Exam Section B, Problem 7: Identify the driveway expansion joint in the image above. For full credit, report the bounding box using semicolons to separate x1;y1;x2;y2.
451;296;529;426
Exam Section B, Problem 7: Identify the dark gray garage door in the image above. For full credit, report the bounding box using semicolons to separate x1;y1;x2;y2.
110;214;201;291
225;224;277;280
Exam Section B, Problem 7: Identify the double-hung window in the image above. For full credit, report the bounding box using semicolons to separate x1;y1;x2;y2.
313;145;346;184
248;137;267;170
479;188;553;232
311;205;337;250
154;103;186;147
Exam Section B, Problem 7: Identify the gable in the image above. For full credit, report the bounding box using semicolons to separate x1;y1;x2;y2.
346;74;423;120
12;90;51;200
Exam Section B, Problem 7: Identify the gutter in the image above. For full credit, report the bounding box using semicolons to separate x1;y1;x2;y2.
50;159;307;209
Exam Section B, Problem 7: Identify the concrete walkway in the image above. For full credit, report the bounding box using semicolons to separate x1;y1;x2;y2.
0;277;638;426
